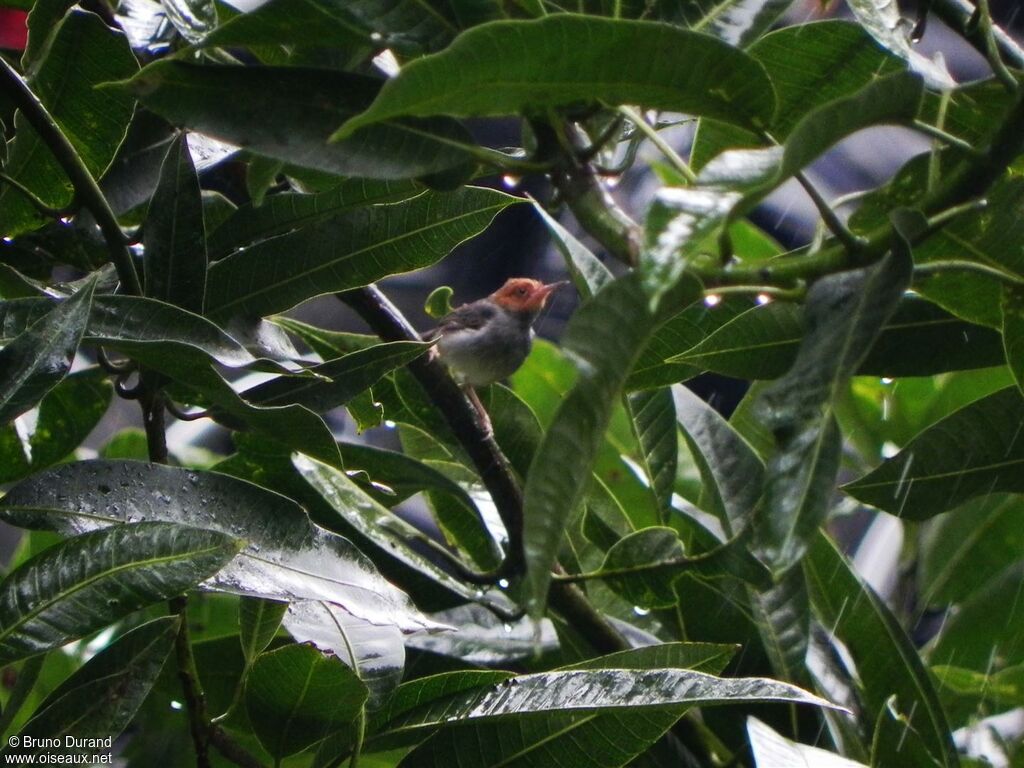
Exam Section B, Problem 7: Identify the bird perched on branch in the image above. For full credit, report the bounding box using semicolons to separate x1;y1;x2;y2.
427;277;569;434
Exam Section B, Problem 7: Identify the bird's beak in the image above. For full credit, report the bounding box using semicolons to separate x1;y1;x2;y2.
528;280;569;310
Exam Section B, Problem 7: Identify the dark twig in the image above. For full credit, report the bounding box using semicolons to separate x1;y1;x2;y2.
930;0;1024;69
0;57;142;295
171;596;211;768
166;400;212;423
794;171;867;253
338;286;631;655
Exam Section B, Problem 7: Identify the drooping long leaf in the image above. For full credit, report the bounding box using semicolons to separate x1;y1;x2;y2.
205;187;520;319
143;134;207;314
625;389;678;518
118;61;476;180
333;16;776;138
754;244;911;572
522;274;700;617
11;617;179;752
747;716;867;767
804;530;959;768
0;522;239;665
0;9;138;236
0;278;94;427
0;461;442;633
843;386;1024;519
245;643;368;759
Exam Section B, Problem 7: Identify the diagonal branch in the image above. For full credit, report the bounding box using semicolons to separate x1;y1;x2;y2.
338;286;631;655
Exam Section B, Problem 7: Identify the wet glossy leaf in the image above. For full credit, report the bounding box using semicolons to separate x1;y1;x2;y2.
208;178;421;259
0;461;441;633
119;62;476;180
755;246;911;572
804;530;958;767
246;643;368;759
0;369;111;484
334;16;775;138
843;386;1024;519
239;596;287;664
748;716;867;767
206;187;520;320
143;134;207;314
845;0;954;88
0;278;94;427
283;599;405;708
392;642;739;767
371;666;838;747
293;455;509;610
0;522;239;665
11;617;179;753
0;10;138;236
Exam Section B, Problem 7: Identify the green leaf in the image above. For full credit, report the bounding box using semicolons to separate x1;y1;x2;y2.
0;369;111;484
871;698;947;768
0;278;94;427
333;16;776;138
918;494;1024;607
198;0;478;55
0;460;441;633
1002;285;1024;393
697;71;924;212
673;384;763;535
599;526;770;609
12;617;179;752
691;20;904;169
338;441;501;570
655;0;796;48
804;530;958;768
239;597;287;664
755;245;911;572
929;562;1024;672
748;716;867;767
372;667;838;747
523;274;700;617
143;134;207;314
241;341;430;412
293;455;509;609
530;197;613;299
246;643;368;759
0;9;138;236
0;522;239;665
281;598;404;708
208;178;422;259
205;187;520;320
0;294;268;369
843;386;1024;519
931;664;1024;718
671;297;1004;379
118;61;476;180
625;388;677;517
391;642;739;768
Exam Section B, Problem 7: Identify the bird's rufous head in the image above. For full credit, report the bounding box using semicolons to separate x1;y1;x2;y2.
489;278;568;313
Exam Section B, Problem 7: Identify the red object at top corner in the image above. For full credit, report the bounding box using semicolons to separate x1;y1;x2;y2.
0;8;28;52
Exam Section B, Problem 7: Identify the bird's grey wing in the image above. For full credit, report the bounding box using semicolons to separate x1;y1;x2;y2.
426;302;496;339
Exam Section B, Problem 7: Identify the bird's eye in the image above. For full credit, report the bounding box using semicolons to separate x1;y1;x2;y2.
516;287;527;296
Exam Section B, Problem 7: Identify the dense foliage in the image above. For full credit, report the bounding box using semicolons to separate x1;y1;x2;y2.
0;0;1023;765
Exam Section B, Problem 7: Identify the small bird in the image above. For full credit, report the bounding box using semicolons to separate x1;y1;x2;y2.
427;277;568;433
